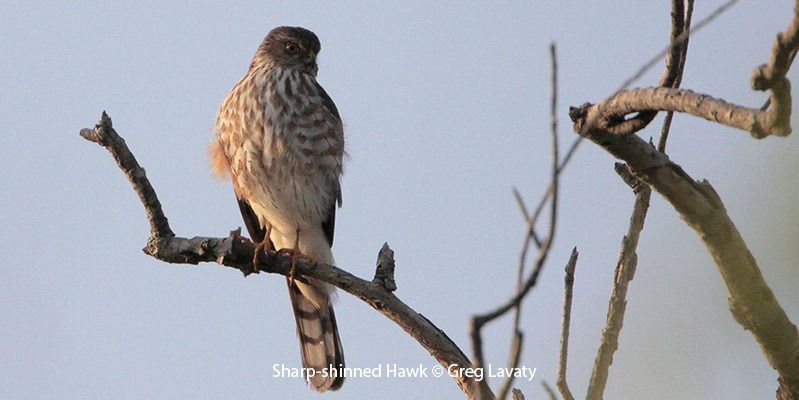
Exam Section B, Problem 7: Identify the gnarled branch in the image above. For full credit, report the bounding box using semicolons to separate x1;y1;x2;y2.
80;113;495;400
570;1;799;397
574;127;799;396
571;1;797;139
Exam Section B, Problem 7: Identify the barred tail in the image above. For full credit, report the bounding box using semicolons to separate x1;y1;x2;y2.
287;281;345;392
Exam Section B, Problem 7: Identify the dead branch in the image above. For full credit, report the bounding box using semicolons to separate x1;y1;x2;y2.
541;382;558;400
500;42;562;400
471;42;561;399
80;113;495;400
570;3;799;395
574;124;799;396
572;0;797;139
556;249;578;400
582;3;694;399
80;112;174;238
526;0;729;230
585;171;651;400
657;0;694;151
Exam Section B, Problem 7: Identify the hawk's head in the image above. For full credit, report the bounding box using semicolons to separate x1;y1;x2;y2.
253;26;321;75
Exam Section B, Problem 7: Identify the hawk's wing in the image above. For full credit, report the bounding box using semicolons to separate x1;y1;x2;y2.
234;181;266;245
209;135;266;245
316;81;342;247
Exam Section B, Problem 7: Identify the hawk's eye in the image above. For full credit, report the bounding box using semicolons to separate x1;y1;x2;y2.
284;42;299;54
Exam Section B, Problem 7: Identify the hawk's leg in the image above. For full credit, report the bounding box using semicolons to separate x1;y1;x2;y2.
288;227;301;286
277;227;314;286
252;225;274;275
276;227;303;286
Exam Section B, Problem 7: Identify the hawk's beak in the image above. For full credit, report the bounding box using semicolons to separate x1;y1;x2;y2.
306;51;318;75
305;50;317;63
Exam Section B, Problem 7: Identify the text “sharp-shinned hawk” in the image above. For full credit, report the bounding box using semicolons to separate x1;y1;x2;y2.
209;26;346;392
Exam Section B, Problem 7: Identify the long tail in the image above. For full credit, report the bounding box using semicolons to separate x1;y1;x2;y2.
287;280;345;392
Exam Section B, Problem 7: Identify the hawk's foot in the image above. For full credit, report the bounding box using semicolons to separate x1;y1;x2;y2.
277;253;314;287
250;231;274;276
285;227;302;287
276;248;303;286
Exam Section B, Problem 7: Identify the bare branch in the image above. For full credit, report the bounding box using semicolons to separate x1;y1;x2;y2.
570;85;791;139
502;44;561;400
526;136;580;244
80;113;495;400
571;6;799;393
497;331;524;400
541;382;558;400
579;6;695;395
612;0;737;101
529;0;728;225
513;187;542;249
573;122;799;396
585;180;651;400
621;0;687;134
471;43;561;381
556;248;579;400
658;0;694;152
573;0;798;139
79;112;174;238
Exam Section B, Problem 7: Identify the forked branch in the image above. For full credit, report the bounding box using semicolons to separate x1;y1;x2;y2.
571;0;797;139
80;113;495;400
570;1;799;397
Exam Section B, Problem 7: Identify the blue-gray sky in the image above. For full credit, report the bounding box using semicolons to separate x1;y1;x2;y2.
2;1;797;399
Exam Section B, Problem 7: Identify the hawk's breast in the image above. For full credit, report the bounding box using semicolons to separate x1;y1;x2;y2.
216;66;343;232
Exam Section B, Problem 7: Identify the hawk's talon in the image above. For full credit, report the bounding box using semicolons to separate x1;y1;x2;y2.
274;249;300;286
276;248;295;257
250;227;274;276
286;227;302;287
251;242;265;275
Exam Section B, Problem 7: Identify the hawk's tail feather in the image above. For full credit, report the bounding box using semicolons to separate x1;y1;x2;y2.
288;280;345;392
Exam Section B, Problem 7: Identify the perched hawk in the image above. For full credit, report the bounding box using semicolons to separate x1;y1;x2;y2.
209;26;345;392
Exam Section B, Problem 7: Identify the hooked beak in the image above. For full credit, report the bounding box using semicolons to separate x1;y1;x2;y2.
306;51;318;75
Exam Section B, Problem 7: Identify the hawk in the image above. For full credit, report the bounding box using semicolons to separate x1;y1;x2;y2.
209;26;345;392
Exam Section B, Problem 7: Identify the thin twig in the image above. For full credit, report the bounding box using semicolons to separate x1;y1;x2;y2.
761;45;799;111
505;47;560;400
541;382;558;400
556;248;578;400
585;183;651;400
615;0;737;98
513;187;542;248
497;331;524;400
548;42;561;254
658;0;694;152
527;136;581;236
472;43;561;382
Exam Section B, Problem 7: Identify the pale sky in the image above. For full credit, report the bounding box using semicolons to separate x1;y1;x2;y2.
2;1;798;399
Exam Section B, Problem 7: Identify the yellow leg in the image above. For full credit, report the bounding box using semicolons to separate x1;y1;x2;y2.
288;227;300;286
251;225;273;275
